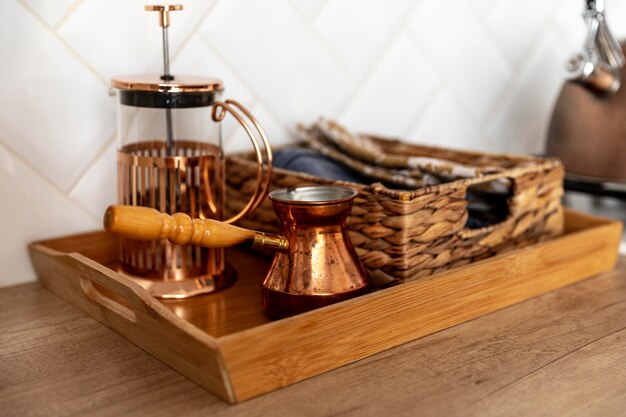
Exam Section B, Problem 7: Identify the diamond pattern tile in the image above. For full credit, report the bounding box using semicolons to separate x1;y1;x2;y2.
605;0;626;39
484;0;561;67
552;0;586;50
0;0;607;286
313;0;413;79
0;143;97;287
199;0;354;130
69;139;116;218
21;0;77;28
407;90;486;151
340;32;440;137
291;0;327;21
0;0;115;191
174;34;258;142
57;0;215;80
407;0;513;124
487;31;569;155
471;0;505;16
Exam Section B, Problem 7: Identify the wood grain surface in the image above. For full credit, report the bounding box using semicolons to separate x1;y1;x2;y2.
24;210;623;404
2;257;626;416
217;211;621;401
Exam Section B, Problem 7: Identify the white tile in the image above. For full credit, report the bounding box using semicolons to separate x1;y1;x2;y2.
21;0;76;27
407;90;487;151
484;0;561;67
199;0;354;130
224;102;291;154
340;32;440;138
0;144;98;288
487;31;568;155
553;0;586;50
313;0;413;79
175;34;258;142
471;0;504;16
604;0;626;39
0;0;115;191
175;35;255;106
248;103;292;148
408;0;512;124
69;140;117;218
57;0;215;80
290;0;327;21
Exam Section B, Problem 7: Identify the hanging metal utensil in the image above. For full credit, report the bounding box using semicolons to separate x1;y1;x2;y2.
546;0;626;183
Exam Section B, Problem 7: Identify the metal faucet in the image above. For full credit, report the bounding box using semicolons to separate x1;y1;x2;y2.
566;0;625;94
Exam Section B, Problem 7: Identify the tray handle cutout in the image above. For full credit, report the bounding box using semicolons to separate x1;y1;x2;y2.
79;274;137;323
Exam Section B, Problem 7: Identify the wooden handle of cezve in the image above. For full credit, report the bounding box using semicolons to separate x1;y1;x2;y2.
103;205;288;251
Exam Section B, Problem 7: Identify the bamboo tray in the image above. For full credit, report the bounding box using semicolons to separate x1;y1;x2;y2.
29;210;622;404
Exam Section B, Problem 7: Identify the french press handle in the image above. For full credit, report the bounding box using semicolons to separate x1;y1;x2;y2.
212;99;273;224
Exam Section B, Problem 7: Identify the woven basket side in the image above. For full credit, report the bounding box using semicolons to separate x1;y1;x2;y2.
225;145;564;287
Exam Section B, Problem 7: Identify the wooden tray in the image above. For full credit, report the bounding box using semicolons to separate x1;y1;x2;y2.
29;210;622;404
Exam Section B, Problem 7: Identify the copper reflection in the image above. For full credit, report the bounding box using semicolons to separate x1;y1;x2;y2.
262;186;370;320
117;140;231;298
211;99;273;224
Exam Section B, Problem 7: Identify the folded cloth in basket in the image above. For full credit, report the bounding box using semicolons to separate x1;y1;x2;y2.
273;147;509;230
273;147;371;184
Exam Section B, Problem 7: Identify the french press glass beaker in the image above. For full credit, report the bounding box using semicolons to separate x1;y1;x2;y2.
110;5;272;298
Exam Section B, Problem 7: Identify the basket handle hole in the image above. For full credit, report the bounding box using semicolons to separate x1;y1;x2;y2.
464;178;513;229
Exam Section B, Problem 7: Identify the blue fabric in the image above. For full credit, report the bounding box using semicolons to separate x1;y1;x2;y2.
273;147;510;230
274;147;371;183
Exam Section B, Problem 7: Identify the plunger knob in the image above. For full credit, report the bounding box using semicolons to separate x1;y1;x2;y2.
145;4;182;28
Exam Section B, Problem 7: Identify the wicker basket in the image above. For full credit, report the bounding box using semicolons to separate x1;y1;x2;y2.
225;136;564;287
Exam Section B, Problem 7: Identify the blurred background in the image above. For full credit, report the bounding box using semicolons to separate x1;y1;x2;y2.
2;0;624;287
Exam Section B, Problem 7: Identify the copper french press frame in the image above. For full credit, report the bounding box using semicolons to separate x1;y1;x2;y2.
112;4;273;298
115;99;272;298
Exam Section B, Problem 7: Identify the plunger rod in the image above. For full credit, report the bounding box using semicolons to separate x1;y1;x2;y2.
161;25;171;79
145;5;182;156
161;25;174;155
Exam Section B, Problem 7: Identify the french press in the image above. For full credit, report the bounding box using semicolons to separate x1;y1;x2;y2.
110;5;272;298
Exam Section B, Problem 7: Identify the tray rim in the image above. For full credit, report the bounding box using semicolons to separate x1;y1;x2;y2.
30;241;221;340
29;209;623;403
30;208;620;339
29;237;238;401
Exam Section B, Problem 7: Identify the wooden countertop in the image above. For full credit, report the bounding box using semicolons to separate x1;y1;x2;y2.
2;257;626;417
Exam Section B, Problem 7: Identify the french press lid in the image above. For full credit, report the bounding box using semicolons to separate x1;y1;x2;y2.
110;5;223;109
111;74;223;108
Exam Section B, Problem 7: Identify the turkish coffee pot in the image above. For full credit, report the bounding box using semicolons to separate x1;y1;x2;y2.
546;0;626;182
103;186;371;320
111;5;272;298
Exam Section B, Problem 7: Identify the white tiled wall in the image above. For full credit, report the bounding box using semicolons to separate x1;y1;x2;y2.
2;0;624;287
